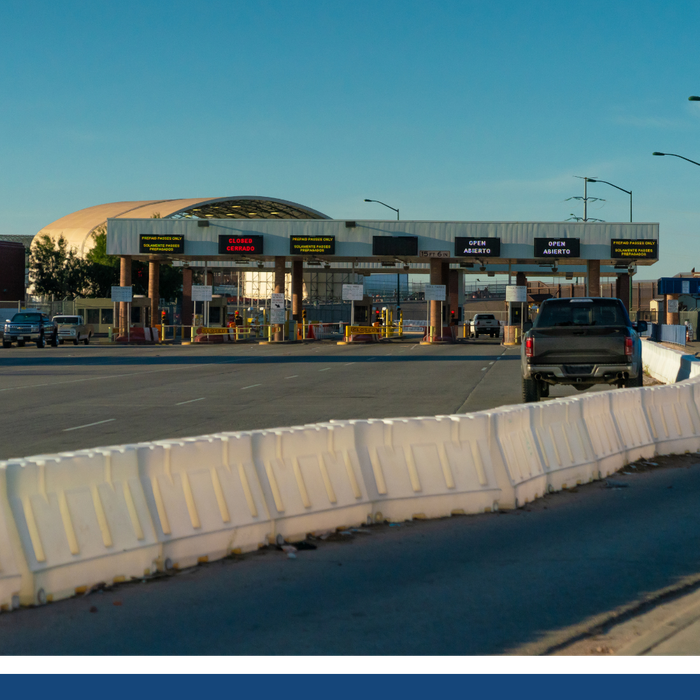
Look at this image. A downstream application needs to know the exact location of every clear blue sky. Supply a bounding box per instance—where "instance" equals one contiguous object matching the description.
[1,0,699,278]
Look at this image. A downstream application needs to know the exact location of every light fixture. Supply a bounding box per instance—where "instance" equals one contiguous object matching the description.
[324,262,331,269]
[381,261,396,267]
[307,260,322,267]
[479,265,486,272]
[403,265,410,271]
[565,272,573,280]
[459,262,474,268]
[257,262,265,269]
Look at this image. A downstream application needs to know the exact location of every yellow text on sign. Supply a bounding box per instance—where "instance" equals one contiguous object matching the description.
[196,327,231,334]
[349,326,381,334]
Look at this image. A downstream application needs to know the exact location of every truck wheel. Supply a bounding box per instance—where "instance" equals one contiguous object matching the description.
[36,333,45,349]
[522,377,540,403]
[84,335,90,345]
[2,340,10,348]
[475,332,479,339]
[73,338,79,345]
[50,332,58,347]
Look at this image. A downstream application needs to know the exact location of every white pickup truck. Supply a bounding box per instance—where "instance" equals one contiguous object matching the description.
[470,313,500,338]
[53,315,93,345]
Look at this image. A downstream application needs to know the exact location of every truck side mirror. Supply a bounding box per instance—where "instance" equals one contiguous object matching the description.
[635,321,648,333]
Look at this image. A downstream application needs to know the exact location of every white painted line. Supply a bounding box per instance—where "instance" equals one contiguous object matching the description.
[241,384,262,389]
[285,375,298,379]
[175,397,205,406]
[489,361,495,365]
[481,367,488,371]
[63,419,115,432]
[319,368,331,372]
[344,362,355,366]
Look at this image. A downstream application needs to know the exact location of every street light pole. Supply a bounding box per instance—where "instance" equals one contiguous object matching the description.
[653,151,700,168]
[587,178,633,222]
[364,198,401,307]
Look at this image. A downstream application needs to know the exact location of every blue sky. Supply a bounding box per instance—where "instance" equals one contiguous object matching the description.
[1,0,699,278]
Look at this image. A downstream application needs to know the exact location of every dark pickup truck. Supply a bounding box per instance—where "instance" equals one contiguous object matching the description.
[521,297,647,402]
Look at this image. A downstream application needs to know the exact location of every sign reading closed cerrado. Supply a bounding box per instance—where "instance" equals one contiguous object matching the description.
[218,235,264,254]
[534,238,580,257]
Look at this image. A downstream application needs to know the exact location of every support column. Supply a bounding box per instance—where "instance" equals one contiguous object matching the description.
[429,258,441,341]
[587,260,601,297]
[448,269,460,323]
[119,255,132,335]
[665,293,679,325]
[274,256,286,341]
[292,260,303,323]
[618,273,631,315]
[148,261,160,329]
[182,268,193,326]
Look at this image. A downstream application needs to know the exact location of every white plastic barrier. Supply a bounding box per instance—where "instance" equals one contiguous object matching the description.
[351,414,504,521]
[136,434,271,569]
[609,388,655,463]
[0,467,22,611]
[251,423,370,540]
[3,448,160,605]
[642,382,700,456]
[488,404,547,508]
[530,397,598,492]
[580,392,627,478]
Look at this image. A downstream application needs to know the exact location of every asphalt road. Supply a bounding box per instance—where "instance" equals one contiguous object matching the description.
[0,337,613,461]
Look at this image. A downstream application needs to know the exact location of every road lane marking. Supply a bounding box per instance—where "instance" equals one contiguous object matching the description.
[481,367,488,371]
[63,419,115,432]
[489,362,495,365]
[344,363,355,366]
[319,368,331,372]
[285,375,298,379]
[175,397,206,406]
[241,384,261,389]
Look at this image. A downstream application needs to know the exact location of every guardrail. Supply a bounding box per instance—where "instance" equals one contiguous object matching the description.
[0,339,697,610]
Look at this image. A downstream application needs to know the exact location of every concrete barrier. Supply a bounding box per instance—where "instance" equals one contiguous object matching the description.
[608,388,655,463]
[3,448,160,605]
[137,434,271,569]
[642,339,699,384]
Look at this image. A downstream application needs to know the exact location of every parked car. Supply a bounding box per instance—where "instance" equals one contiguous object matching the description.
[521,297,647,402]
[3,311,58,348]
[52,315,93,345]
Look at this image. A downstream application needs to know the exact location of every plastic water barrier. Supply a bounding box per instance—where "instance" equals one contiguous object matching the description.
[351,414,504,521]
[3,337,700,610]
[2,448,160,605]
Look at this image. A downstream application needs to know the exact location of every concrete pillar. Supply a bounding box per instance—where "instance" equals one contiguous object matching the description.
[618,273,631,315]
[182,268,193,326]
[429,258,441,341]
[274,256,285,341]
[119,255,132,334]
[292,260,303,323]
[665,293,679,325]
[148,261,160,328]
[587,260,601,297]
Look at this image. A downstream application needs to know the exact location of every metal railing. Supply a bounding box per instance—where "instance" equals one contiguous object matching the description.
[658,324,687,347]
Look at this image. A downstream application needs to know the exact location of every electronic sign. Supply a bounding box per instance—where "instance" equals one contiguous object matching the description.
[290,236,336,255]
[218,235,264,254]
[454,237,501,257]
[372,236,418,256]
[139,235,185,254]
[534,238,580,257]
[611,239,658,260]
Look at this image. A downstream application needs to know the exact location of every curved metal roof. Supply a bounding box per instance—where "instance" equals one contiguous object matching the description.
[36,196,330,256]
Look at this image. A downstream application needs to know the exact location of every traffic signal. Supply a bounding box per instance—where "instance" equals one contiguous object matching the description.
[302,309,307,321]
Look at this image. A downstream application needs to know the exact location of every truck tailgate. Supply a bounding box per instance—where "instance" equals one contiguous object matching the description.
[530,327,628,365]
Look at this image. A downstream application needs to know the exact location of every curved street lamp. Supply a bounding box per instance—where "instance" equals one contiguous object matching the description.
[652,151,700,167]
[587,178,633,222]
[364,198,400,220]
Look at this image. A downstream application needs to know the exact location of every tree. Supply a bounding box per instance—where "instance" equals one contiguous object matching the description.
[29,234,87,299]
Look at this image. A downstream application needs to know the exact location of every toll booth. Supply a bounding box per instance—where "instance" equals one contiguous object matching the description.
[75,296,151,335]
[353,295,373,325]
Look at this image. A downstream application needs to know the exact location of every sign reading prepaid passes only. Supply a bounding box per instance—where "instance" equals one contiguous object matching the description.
[111,286,133,302]
[425,284,446,301]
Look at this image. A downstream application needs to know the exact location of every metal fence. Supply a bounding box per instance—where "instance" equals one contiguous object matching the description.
[658,324,687,346]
